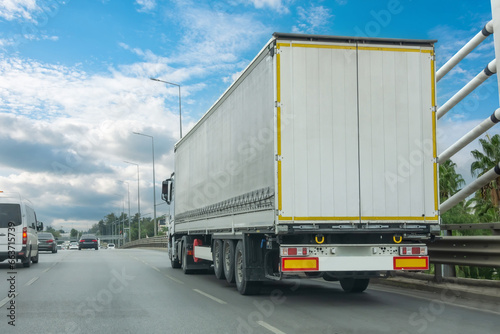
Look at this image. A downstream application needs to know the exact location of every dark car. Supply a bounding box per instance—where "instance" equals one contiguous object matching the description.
[79,235,98,250]
[38,232,57,253]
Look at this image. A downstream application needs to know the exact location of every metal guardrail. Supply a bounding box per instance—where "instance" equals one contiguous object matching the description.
[428,236,500,267]
[426,223,500,268]
[440,223,500,235]
[121,236,168,249]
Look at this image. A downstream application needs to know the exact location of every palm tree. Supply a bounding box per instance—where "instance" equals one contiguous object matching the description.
[470,134,500,207]
[439,159,465,202]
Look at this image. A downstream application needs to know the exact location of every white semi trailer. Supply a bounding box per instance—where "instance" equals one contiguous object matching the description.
[162,33,440,295]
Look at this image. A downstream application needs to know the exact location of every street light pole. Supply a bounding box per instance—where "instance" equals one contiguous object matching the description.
[123,181,131,243]
[133,132,157,236]
[124,161,141,240]
[150,77,182,139]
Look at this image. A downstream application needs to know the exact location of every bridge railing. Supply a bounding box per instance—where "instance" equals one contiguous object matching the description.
[425,223,500,281]
[121,236,168,249]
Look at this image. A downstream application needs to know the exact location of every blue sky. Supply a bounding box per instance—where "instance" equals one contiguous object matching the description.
[0,0,499,231]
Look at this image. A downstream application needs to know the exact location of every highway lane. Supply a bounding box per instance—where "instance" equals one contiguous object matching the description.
[0,248,499,334]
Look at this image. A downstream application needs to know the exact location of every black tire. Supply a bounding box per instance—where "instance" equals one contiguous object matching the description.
[223,240,235,283]
[95,246,98,250]
[235,240,260,295]
[79,247,81,250]
[52,245,57,253]
[305,272,323,278]
[170,248,181,268]
[171,257,181,269]
[23,249,31,268]
[32,250,39,264]
[340,278,370,293]
[322,272,338,282]
[213,240,225,280]
[181,242,193,274]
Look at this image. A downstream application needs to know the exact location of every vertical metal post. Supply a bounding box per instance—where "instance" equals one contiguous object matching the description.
[132,133,157,236]
[492,0,500,97]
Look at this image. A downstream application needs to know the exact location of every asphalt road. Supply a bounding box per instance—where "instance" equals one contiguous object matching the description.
[0,248,499,334]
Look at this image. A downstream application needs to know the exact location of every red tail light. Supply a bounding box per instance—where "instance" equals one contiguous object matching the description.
[23,227,27,244]
[92,240,97,242]
[79,240,83,243]
[400,246,427,255]
[281,247,309,256]
[46,239,54,243]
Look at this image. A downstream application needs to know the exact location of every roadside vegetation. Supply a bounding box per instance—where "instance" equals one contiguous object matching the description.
[439,134,500,280]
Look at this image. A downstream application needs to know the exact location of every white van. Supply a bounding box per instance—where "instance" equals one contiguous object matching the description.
[0,192,43,268]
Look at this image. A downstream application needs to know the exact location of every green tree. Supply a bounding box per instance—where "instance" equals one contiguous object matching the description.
[439,159,465,202]
[45,225,61,238]
[470,134,500,208]
[70,228,79,238]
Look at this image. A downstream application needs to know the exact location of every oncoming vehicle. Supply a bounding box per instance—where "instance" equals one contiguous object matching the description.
[79,234,98,250]
[38,232,57,253]
[107,243,115,249]
[0,192,43,268]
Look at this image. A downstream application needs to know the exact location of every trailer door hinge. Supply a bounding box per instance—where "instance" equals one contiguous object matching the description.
[275,154,283,161]
[431,106,437,113]
[275,101,282,108]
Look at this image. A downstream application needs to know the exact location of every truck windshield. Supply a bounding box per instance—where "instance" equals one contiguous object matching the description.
[0,203,22,228]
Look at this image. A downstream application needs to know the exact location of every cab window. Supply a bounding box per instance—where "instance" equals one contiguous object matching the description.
[26,206,37,229]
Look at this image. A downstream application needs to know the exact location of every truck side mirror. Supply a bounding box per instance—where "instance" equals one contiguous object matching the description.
[161,178,173,205]
[37,222,44,232]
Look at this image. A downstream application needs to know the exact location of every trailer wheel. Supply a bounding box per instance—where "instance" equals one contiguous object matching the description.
[304,272,323,278]
[170,249,181,268]
[181,242,193,274]
[235,240,260,295]
[223,240,235,283]
[322,272,338,281]
[340,278,369,293]
[213,239,225,280]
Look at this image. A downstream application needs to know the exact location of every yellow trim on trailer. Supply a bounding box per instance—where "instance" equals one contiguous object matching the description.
[277,42,290,49]
[278,42,433,54]
[276,44,282,211]
[274,40,437,219]
[358,46,422,53]
[430,52,439,213]
[287,43,356,50]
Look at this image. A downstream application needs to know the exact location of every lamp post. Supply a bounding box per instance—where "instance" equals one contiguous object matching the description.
[150,77,182,138]
[124,160,141,240]
[123,181,131,242]
[133,132,157,236]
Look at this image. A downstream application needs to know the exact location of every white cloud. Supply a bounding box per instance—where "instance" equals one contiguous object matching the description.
[246,0,288,13]
[0,55,188,229]
[292,5,333,34]
[0,0,39,21]
[135,0,156,12]
[173,2,270,66]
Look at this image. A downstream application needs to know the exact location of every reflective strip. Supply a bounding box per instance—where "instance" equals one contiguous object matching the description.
[393,256,429,270]
[281,257,319,271]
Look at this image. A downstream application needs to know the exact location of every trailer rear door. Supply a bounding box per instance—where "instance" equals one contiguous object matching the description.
[276,38,437,224]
